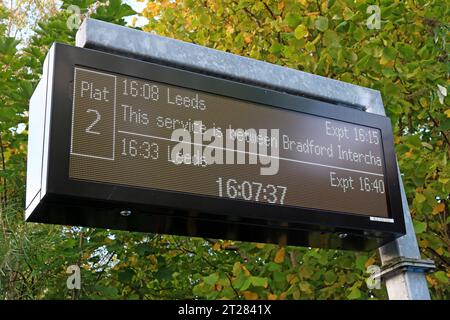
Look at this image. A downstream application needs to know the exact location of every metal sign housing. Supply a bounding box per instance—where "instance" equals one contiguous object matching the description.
[26,43,405,250]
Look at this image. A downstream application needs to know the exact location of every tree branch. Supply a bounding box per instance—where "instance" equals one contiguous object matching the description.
[262,1,282,44]
[262,1,276,20]
[422,247,450,268]
[225,272,240,299]
[243,7,262,28]
[316,0,323,16]
[0,132,7,209]
[95,251,116,282]
[404,88,428,101]
[230,1,261,29]
[427,111,450,149]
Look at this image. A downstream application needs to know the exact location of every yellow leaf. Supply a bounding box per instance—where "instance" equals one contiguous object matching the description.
[282,25,293,32]
[225,25,234,35]
[212,242,221,251]
[242,265,251,277]
[148,255,157,264]
[436,247,444,256]
[419,239,428,248]
[287,274,299,284]
[426,275,438,287]
[278,1,285,11]
[222,240,234,249]
[243,291,258,300]
[445,109,450,118]
[405,151,413,157]
[380,56,395,67]
[232,261,241,276]
[255,243,265,249]
[299,266,313,279]
[432,203,445,215]
[268,293,277,300]
[146,2,160,16]
[274,247,285,264]
[299,282,313,294]
[419,97,428,108]
[279,291,287,300]
[365,257,376,268]
[244,35,253,44]
[320,1,328,13]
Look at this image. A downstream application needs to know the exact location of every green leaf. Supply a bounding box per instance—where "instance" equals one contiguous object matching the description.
[135,243,152,255]
[415,193,426,203]
[438,118,450,131]
[0,36,19,55]
[285,13,301,28]
[355,255,368,271]
[204,273,219,285]
[347,287,361,300]
[155,267,173,280]
[305,41,316,52]
[267,262,282,272]
[323,30,340,48]
[324,270,337,284]
[234,33,244,47]
[413,221,427,234]
[421,142,433,150]
[397,43,415,59]
[199,13,211,25]
[315,16,328,32]
[343,7,355,20]
[272,271,286,287]
[381,47,397,64]
[434,271,449,284]
[335,21,348,32]
[118,269,134,282]
[294,25,308,39]
[250,276,268,288]
[240,277,252,291]
[95,285,119,297]
[233,272,247,289]
[269,42,283,54]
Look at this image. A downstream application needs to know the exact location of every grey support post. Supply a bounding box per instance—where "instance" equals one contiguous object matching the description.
[75,18,435,300]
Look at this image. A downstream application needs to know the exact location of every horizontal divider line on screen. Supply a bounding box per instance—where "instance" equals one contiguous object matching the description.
[117,130,384,177]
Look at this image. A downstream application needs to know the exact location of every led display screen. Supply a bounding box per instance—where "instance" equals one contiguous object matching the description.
[70,67,390,218]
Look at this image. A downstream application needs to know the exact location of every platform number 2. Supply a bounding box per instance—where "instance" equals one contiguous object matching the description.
[85,109,101,135]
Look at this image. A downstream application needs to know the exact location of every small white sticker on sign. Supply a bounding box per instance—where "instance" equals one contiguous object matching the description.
[370,216,394,223]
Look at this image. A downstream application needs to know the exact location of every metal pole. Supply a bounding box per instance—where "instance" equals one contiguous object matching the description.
[368,98,435,300]
[377,167,435,299]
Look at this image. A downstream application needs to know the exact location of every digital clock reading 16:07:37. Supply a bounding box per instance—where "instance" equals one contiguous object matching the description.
[216,177,287,205]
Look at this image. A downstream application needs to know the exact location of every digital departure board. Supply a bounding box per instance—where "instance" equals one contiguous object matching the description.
[26,43,405,250]
[70,67,388,218]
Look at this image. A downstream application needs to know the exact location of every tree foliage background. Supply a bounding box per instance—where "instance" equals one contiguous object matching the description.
[0,0,448,300]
